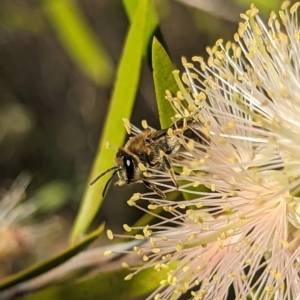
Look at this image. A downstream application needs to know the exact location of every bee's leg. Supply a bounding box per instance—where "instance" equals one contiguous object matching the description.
[143,180,166,199]
[161,155,178,189]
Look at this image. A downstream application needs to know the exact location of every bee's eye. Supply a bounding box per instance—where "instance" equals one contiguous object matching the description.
[123,156,135,183]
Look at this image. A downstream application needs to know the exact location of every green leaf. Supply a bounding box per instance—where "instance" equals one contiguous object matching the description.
[23,266,168,300]
[71,0,149,241]
[122,0,159,55]
[152,37,177,128]
[42,0,113,85]
[0,225,104,291]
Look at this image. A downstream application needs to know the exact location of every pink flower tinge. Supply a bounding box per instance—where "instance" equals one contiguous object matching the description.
[113,2,300,299]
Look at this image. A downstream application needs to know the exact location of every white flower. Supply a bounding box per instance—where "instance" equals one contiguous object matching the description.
[117,2,300,299]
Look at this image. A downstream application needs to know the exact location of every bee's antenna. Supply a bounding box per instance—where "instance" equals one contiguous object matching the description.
[90,166,118,185]
[102,169,119,197]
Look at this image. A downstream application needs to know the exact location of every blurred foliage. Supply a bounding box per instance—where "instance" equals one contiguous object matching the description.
[71,0,155,241]
[0,5,45,34]
[23,264,171,300]
[26,180,72,214]
[234,0,283,12]
[0,102,35,142]
[0,225,104,291]
[42,0,113,85]
[0,0,292,299]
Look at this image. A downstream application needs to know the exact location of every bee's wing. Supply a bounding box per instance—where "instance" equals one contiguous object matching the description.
[147,128,168,141]
[147,118,196,142]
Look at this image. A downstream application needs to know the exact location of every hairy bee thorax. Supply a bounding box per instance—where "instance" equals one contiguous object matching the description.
[91,113,210,198]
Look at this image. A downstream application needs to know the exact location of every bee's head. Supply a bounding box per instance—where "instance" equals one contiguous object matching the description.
[90,149,143,197]
[115,149,141,184]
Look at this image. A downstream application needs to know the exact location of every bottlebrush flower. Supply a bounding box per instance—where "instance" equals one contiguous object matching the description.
[114,2,300,299]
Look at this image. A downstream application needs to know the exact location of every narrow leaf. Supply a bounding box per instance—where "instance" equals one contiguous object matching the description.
[122,0,159,55]
[0,225,104,291]
[23,266,168,300]
[71,0,149,241]
[42,0,112,85]
[152,37,177,128]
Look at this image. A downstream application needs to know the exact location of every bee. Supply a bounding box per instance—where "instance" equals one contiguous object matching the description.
[90,114,207,198]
